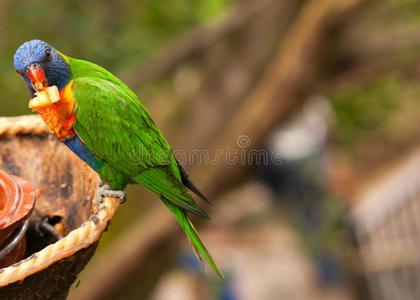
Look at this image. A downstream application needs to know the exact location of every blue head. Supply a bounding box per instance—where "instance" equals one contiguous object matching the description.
[14,40,71,97]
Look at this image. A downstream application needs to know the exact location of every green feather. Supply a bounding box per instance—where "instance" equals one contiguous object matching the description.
[64,55,222,277]
[161,197,224,279]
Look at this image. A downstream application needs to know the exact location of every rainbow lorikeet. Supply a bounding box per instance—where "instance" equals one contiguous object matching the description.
[14,40,222,278]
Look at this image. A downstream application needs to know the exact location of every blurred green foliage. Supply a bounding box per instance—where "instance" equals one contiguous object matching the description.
[0,0,232,116]
[330,0,420,163]
[331,77,400,148]
[331,74,420,164]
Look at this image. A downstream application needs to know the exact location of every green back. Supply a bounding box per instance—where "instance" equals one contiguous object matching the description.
[68,56,207,217]
[66,55,221,277]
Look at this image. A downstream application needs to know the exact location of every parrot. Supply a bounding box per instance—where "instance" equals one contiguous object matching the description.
[13,39,222,278]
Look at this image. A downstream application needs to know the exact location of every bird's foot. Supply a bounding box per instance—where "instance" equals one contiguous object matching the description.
[96,184,127,208]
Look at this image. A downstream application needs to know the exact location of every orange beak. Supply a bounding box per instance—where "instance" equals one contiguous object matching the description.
[27,65,47,91]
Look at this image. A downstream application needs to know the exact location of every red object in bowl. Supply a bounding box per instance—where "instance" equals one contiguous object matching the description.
[0,170,35,268]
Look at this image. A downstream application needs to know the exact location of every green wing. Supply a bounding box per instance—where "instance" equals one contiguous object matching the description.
[71,65,207,217]
[68,57,222,277]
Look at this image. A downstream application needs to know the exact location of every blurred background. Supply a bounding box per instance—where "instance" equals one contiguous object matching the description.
[2,0,420,299]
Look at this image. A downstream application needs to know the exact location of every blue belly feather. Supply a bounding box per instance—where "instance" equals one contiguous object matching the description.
[63,135,104,171]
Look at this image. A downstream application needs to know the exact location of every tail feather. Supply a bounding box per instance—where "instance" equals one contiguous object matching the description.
[176,160,213,207]
[161,197,224,279]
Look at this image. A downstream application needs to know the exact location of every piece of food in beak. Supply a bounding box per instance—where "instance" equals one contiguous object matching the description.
[28,86,60,110]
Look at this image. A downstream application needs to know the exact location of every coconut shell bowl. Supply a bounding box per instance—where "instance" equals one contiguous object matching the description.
[0,115,120,300]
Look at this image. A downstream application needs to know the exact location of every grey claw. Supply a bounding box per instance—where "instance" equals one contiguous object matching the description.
[98,179,105,187]
[96,185,127,209]
[119,191,127,204]
[101,190,127,204]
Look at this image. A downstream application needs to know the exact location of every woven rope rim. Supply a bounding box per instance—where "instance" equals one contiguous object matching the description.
[0,115,120,286]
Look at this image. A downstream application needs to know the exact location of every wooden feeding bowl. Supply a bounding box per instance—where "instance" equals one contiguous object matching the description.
[0,115,120,300]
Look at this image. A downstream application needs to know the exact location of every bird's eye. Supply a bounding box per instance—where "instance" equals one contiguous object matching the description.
[44,50,52,62]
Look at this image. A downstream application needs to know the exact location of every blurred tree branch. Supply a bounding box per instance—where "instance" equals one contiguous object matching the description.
[193,0,362,194]
[319,18,420,94]
[120,0,277,88]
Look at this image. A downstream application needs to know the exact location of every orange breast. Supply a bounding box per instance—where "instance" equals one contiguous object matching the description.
[37,81,77,140]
